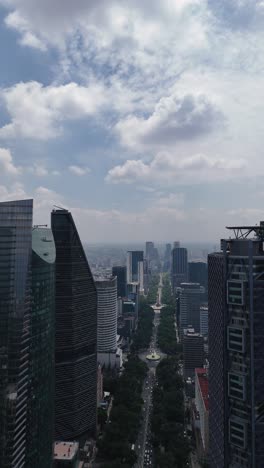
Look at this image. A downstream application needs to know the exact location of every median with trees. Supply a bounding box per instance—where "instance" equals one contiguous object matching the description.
[151,357,190,468]
[161,273,175,307]
[98,355,148,468]
[147,274,160,304]
[130,301,154,352]
[157,306,181,355]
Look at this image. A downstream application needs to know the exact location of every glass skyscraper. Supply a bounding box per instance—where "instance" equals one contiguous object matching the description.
[26,227,56,468]
[178,282,203,338]
[51,208,97,440]
[112,266,127,298]
[0,199,33,468]
[188,261,208,290]
[126,250,144,282]
[209,223,264,467]
[171,247,188,292]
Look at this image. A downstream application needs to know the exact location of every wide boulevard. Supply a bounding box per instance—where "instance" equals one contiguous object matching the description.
[134,274,165,468]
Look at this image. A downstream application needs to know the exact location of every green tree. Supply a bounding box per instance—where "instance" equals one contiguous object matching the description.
[97,407,107,428]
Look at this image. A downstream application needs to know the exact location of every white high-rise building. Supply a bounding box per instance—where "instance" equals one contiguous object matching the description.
[138,260,144,293]
[96,277,117,353]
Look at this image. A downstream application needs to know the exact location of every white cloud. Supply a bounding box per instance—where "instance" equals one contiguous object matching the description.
[0,81,107,140]
[0,180,263,243]
[5,10,47,50]
[0,147,21,174]
[0,182,26,200]
[208,0,264,30]
[1,0,207,54]
[226,208,264,220]
[1,0,264,243]
[31,164,48,177]
[116,93,224,149]
[106,152,247,186]
[156,193,185,208]
[34,186,64,209]
[68,165,91,176]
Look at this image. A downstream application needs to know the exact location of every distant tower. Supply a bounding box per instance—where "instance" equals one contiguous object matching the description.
[26,227,55,467]
[163,243,172,272]
[178,283,204,338]
[183,329,204,378]
[145,241,155,261]
[0,199,33,468]
[188,261,208,290]
[171,247,188,291]
[52,208,97,440]
[209,222,264,467]
[96,277,117,354]
[126,251,144,283]
[112,266,127,298]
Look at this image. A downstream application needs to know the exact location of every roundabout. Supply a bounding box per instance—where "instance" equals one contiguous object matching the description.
[146,351,161,362]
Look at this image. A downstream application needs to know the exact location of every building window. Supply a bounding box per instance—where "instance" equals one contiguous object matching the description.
[227,327,245,353]
[227,280,244,306]
[228,373,246,401]
[229,418,247,449]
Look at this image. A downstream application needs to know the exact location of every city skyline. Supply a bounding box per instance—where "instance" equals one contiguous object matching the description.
[0,2,263,242]
[1,194,264,466]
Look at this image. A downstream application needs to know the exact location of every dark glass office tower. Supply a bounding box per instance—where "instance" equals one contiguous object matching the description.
[127,250,144,282]
[209,223,264,468]
[208,252,225,468]
[51,209,97,440]
[163,243,172,272]
[171,247,188,292]
[146,241,156,263]
[178,282,203,338]
[0,199,33,468]
[188,261,208,289]
[26,227,55,468]
[112,266,127,297]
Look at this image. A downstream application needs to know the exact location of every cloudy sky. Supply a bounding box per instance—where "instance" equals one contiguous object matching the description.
[0,0,263,242]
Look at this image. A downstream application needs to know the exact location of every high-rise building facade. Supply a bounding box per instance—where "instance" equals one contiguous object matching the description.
[0,199,33,468]
[26,227,56,468]
[143,258,151,294]
[208,252,225,468]
[126,250,144,283]
[96,277,121,369]
[178,282,204,338]
[209,223,264,468]
[96,277,117,353]
[183,329,204,378]
[200,306,208,337]
[188,261,208,290]
[163,243,172,272]
[145,241,155,261]
[52,208,97,440]
[112,266,127,298]
[171,247,188,291]
[127,281,140,321]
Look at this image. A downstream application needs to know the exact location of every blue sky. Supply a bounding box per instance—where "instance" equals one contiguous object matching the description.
[0,0,264,242]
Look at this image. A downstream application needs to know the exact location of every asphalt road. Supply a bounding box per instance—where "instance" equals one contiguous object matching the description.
[134,305,165,468]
